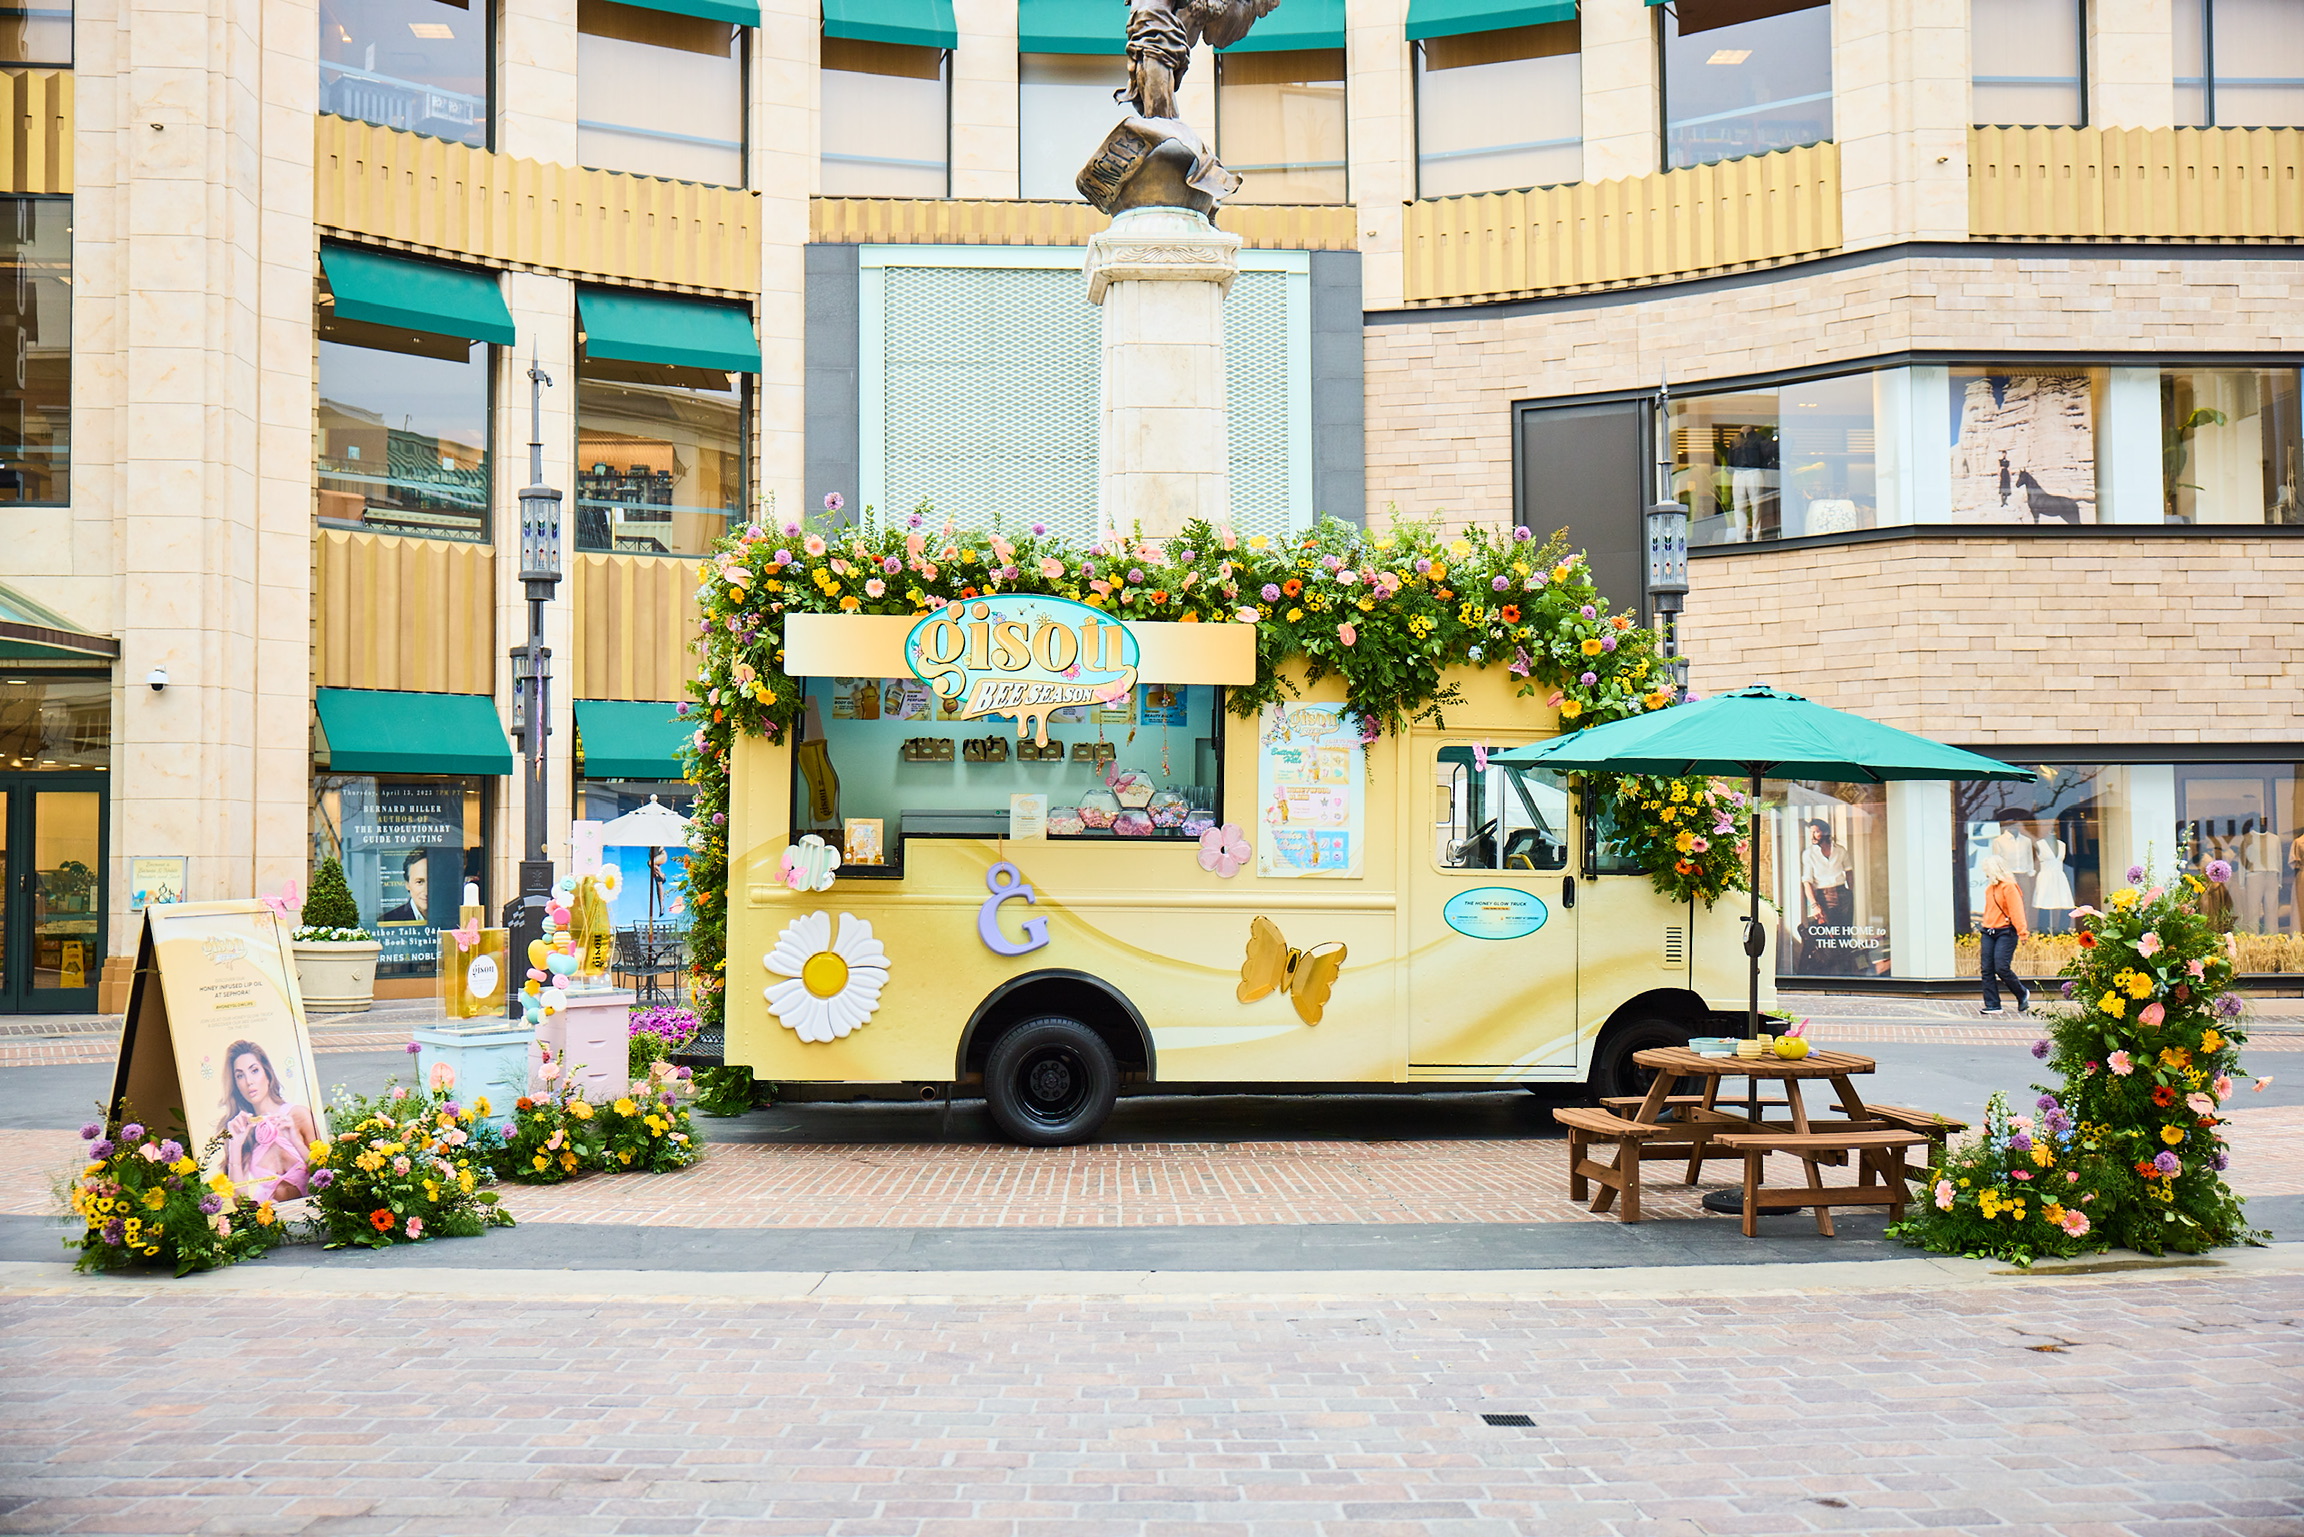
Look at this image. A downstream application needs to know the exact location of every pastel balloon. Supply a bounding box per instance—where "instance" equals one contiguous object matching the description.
[528,939,551,968]
[546,952,579,976]
[527,967,548,983]
[547,905,572,927]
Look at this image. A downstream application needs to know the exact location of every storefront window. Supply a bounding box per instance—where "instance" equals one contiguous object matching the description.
[574,361,744,557]
[310,775,488,978]
[1415,23,1581,199]
[0,0,68,66]
[2177,0,2304,127]
[1950,764,2120,940]
[316,325,491,543]
[794,678,1223,872]
[1216,48,1347,205]
[2176,764,2302,965]
[1672,372,1878,545]
[577,0,744,186]
[1661,0,1832,171]
[2162,369,2303,524]
[1971,0,2084,126]
[821,37,948,197]
[0,198,67,505]
[1946,366,2104,524]
[0,674,109,770]
[1759,782,1890,977]
[318,0,486,148]
[1018,54,1126,199]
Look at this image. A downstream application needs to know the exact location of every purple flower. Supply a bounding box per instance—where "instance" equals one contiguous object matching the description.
[2045,1111,2071,1134]
[2127,864,2147,883]
[2007,1132,2032,1152]
[882,555,902,575]
[677,1067,693,1081]
[676,702,691,716]
[2036,1094,2057,1110]
[1491,576,1510,592]
[712,811,726,826]
[782,521,801,537]
[310,1168,336,1191]
[2211,1151,2230,1171]
[2061,980,2077,999]
[1414,558,1432,574]
[1321,555,1341,571]
[1579,671,1598,686]
[120,1124,143,1142]
[405,1042,422,1055]
[198,1195,222,1215]
[2031,1039,2050,1060]
[100,1219,124,1245]
[444,1102,462,1117]
[1176,548,1195,564]
[1601,635,1618,652]
[79,1123,100,1140]
[823,492,845,512]
[163,1176,182,1191]
[1126,568,1144,584]
[90,1140,114,1159]
[2206,859,2232,884]
[773,549,792,567]
[2154,1151,2180,1175]
[2215,994,2243,1019]
[1579,605,1597,620]
[1513,525,1533,542]
[1031,523,1047,536]
[158,1140,184,1162]
[1261,584,1281,602]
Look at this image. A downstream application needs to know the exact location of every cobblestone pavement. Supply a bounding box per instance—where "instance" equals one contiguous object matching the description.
[1,1267,2298,1536]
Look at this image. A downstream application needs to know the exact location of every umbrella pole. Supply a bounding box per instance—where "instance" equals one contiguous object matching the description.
[1748,770,1762,1040]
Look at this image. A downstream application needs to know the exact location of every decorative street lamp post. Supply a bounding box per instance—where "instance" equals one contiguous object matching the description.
[1646,378,1691,702]
[506,356,561,1016]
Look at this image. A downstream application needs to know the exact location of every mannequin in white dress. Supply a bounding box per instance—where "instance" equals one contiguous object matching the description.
[2238,820,2282,935]
[2031,832,2074,933]
[1991,823,2037,911]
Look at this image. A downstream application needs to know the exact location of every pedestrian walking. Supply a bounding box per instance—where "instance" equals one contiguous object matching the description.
[1977,854,2030,1014]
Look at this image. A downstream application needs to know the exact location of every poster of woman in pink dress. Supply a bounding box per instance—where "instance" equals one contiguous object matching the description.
[218,1039,321,1201]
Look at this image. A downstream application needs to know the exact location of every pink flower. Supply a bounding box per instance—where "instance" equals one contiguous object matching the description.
[1933,1180,1954,1210]
[405,1215,424,1240]
[2068,906,2098,920]
[1197,823,1253,880]
[2108,1051,2134,1076]
[391,1156,411,1176]
[2138,1002,2165,1027]
[1338,622,1357,648]
[2185,1093,2216,1117]
[541,1059,562,1083]
[2186,958,2206,978]
[2064,1170,2079,1183]
[429,1062,456,1093]
[865,578,886,598]
[2060,1210,2089,1237]
[2137,932,2162,958]
[137,1144,163,1162]
[803,534,827,557]
[1040,557,1065,579]
[2256,1076,2275,1093]
[2011,1169,2033,1181]
[2214,1074,2234,1100]
[389,1086,407,1101]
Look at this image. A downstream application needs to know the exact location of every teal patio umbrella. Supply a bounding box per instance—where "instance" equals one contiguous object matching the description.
[1494,684,2035,1036]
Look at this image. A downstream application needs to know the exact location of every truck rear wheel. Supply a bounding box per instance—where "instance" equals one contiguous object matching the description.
[984,1015,1118,1146]
[1588,1016,1694,1104]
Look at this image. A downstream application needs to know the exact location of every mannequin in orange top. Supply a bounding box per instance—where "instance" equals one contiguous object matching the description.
[1977,853,2030,1014]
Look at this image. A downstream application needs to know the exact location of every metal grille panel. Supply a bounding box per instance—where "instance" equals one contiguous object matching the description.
[1224,268,1294,544]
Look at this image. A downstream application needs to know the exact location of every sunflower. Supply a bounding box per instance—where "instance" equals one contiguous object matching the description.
[764,910,891,1043]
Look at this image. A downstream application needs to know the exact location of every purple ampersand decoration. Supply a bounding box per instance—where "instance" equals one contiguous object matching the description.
[977,862,1050,957]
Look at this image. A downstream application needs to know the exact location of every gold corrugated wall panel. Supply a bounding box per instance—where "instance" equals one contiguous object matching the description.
[0,70,70,194]
[1971,125,2304,240]
[810,196,1360,251]
[1402,142,1841,305]
[314,529,495,694]
[315,115,761,294]
[571,552,702,703]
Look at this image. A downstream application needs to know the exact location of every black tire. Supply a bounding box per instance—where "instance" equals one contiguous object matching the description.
[1587,1016,1694,1104]
[984,1015,1119,1146]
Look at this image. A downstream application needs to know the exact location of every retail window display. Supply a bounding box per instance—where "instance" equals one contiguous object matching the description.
[0,674,108,770]
[1215,48,1348,205]
[0,198,69,505]
[1952,764,2116,939]
[1414,23,1582,199]
[577,0,744,187]
[1018,54,1129,200]
[1946,367,2104,525]
[318,0,486,148]
[2176,0,2304,128]
[1762,782,1891,978]
[821,37,949,197]
[1660,0,1832,171]
[2162,369,2303,525]
[310,775,488,978]
[1970,0,2085,127]
[574,362,744,558]
[2177,763,2302,956]
[316,327,490,543]
[790,677,1222,873]
[1672,372,1877,545]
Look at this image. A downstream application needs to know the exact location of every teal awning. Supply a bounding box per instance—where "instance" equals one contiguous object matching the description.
[1019,0,1125,53]
[0,582,116,660]
[823,0,954,48]
[315,689,514,776]
[1221,0,1345,51]
[575,700,691,781]
[618,0,761,26]
[318,243,515,347]
[578,288,761,374]
[1407,0,1576,40]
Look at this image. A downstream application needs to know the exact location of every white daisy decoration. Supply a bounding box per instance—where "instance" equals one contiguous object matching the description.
[763,910,890,1043]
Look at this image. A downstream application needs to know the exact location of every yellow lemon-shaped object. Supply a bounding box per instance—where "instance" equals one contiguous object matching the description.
[1772,1036,1811,1060]
[528,938,551,969]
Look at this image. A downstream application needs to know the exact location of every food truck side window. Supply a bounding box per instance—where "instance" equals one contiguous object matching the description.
[1433,746,1569,873]
[791,677,1224,868]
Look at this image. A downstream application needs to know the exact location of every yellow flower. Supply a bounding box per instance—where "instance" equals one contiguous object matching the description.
[458,1169,475,1194]
[1247,534,1270,549]
[559,1151,579,1171]
[532,1155,549,1171]
[170,1157,198,1176]
[2030,1143,2052,1167]
[2099,992,2127,1018]
[2042,1202,2065,1224]
[1448,539,1471,558]
[474,1096,493,1115]
[2201,1029,2224,1054]
[2109,888,2139,909]
[207,1173,235,1197]
[614,1098,637,1116]
[839,595,861,611]
[568,1100,594,1120]
[306,1141,330,1166]
[1674,831,1696,853]
[1580,638,1604,656]
[1559,700,1583,719]
[1429,562,1447,581]
[618,1150,634,1166]
[140,1188,166,1211]
[2159,1046,2191,1069]
[255,1203,276,1227]
[2125,973,2154,1000]
[1286,608,1303,623]
[2160,1125,2185,1145]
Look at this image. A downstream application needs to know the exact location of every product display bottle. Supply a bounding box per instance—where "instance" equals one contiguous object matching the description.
[440,882,510,1020]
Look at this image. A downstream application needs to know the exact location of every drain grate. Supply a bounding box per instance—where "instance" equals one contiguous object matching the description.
[1480,1413,1535,1427]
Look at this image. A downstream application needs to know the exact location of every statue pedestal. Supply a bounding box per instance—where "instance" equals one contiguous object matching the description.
[1084,207,1242,541]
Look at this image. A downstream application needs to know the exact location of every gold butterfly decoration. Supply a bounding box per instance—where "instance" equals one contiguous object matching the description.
[1236,916,1347,1025]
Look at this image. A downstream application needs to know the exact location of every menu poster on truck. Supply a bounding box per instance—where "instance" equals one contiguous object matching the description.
[1256,703,1365,879]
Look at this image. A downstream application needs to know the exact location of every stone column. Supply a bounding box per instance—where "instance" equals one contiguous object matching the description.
[1084,207,1242,542]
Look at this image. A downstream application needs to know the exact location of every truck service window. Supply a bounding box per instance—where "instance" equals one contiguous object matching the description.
[1434,745,1569,872]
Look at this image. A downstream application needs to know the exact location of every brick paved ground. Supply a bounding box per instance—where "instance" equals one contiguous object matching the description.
[1,1269,2298,1536]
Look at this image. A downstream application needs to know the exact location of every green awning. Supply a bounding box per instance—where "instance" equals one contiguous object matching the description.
[1407,0,1576,39]
[578,288,761,374]
[1221,0,1345,52]
[823,0,954,48]
[0,582,117,661]
[1019,0,1125,53]
[315,689,514,776]
[575,700,691,781]
[318,243,516,347]
[618,0,761,26]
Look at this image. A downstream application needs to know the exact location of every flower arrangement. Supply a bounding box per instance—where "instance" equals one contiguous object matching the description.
[61,1115,287,1275]
[599,1062,703,1173]
[629,1005,700,1078]
[498,1077,605,1185]
[292,857,373,944]
[310,1081,513,1248]
[1886,1091,2113,1266]
[1602,775,1751,907]
[677,503,1744,1033]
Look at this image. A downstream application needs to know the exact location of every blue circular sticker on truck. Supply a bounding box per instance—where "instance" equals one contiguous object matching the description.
[1443,887,1550,941]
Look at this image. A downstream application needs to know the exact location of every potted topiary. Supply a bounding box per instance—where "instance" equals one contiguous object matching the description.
[292,858,381,1014]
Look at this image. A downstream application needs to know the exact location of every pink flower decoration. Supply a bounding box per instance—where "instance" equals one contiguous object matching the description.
[2187,958,2206,978]
[2108,1050,2134,1076]
[1933,1180,1954,1211]
[429,1061,456,1093]
[2137,932,2162,958]
[2185,1092,2216,1117]
[2214,1074,2234,1101]
[2060,1210,2089,1237]
[405,1215,425,1240]
[2068,905,2098,919]
[1197,823,1253,879]
[2256,1076,2275,1093]
[2138,1002,2165,1027]
[2011,1169,2033,1181]
[1338,622,1357,648]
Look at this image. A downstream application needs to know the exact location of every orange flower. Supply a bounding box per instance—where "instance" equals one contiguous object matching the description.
[1674,858,1697,874]
[1282,578,1303,597]
[1501,605,1520,623]
[2076,931,2097,948]
[369,1209,396,1232]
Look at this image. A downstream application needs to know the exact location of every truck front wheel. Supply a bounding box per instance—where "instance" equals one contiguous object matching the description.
[984,1015,1118,1146]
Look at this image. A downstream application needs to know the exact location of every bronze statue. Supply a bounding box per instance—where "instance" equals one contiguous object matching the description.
[1077,0,1283,216]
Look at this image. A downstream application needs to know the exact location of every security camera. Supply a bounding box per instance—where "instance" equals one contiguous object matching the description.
[147,667,168,692]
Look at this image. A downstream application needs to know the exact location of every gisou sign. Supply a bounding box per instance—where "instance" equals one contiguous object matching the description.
[904,594,1139,745]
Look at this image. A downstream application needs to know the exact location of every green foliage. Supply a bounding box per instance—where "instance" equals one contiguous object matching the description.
[692,1065,759,1117]
[310,1082,511,1249]
[1885,1091,2115,1267]
[62,1115,288,1276]
[600,1069,705,1173]
[299,858,365,935]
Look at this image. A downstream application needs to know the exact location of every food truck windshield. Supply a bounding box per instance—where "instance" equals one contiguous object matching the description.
[793,677,1224,873]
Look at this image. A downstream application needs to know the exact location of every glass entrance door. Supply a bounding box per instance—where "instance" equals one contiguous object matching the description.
[1,775,106,1012]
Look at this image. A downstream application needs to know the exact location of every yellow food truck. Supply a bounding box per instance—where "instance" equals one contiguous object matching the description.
[724,597,1771,1143]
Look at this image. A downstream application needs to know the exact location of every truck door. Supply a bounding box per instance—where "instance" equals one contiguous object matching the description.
[1405,743,1580,1073]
